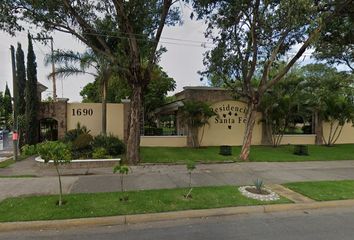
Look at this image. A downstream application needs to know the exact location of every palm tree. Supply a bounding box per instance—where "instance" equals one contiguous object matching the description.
[45,49,111,135]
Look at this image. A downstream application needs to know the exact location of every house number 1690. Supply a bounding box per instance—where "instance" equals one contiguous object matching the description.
[72,108,93,116]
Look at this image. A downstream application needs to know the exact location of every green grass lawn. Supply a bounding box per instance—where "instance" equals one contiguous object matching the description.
[284,180,354,201]
[0,155,30,169]
[0,186,290,222]
[140,144,354,164]
[0,158,15,168]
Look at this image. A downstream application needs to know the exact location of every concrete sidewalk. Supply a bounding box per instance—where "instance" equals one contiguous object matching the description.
[2,157,354,201]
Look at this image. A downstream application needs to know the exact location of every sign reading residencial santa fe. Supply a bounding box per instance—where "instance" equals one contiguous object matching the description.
[211,103,248,130]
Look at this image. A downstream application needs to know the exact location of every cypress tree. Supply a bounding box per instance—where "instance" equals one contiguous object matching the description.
[0,91,3,127]
[16,43,26,115]
[4,83,13,129]
[25,34,39,144]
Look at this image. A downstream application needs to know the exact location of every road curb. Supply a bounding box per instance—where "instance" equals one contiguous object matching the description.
[2,199,354,232]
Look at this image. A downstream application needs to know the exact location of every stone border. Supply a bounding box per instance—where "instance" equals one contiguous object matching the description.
[238,186,280,201]
[35,156,121,169]
[35,156,121,163]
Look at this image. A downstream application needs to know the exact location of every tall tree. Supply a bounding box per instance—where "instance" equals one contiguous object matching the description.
[15,43,26,114]
[16,43,27,147]
[314,3,354,72]
[0,0,184,164]
[3,83,12,129]
[25,33,39,145]
[0,91,3,116]
[0,91,4,128]
[193,0,352,160]
[300,64,354,145]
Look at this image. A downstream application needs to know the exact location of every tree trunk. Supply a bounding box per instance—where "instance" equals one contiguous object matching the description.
[314,110,323,145]
[261,117,272,146]
[55,165,63,206]
[126,84,142,165]
[192,127,199,148]
[120,175,124,193]
[239,105,258,161]
[101,78,107,136]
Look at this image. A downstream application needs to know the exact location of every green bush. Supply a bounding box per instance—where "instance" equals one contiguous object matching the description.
[72,133,93,150]
[72,133,93,159]
[36,141,71,162]
[21,144,37,156]
[64,123,90,143]
[92,134,125,156]
[92,147,109,159]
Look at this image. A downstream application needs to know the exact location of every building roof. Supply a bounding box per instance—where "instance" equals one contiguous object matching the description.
[182,86,228,91]
[153,100,184,115]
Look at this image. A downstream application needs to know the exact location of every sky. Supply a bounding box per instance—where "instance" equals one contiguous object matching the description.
[0,6,347,103]
[0,7,211,102]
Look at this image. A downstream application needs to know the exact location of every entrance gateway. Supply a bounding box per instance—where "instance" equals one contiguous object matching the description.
[36,86,354,147]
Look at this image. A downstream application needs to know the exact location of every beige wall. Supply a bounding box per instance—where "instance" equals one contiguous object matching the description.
[323,121,354,144]
[140,136,187,147]
[66,101,354,147]
[67,103,125,138]
[279,135,316,145]
[199,100,263,146]
[107,104,125,139]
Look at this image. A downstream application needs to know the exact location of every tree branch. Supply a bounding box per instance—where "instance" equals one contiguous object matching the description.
[262,26,321,92]
[113,0,141,84]
[62,0,113,58]
[259,29,290,88]
[245,0,259,86]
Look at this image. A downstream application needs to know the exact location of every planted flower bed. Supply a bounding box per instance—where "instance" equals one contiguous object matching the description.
[23,124,125,168]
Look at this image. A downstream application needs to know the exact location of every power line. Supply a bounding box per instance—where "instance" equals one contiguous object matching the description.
[80,31,214,48]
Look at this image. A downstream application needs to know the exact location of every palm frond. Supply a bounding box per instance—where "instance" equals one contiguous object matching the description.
[47,66,97,79]
[45,50,82,66]
[45,49,98,70]
[79,50,97,70]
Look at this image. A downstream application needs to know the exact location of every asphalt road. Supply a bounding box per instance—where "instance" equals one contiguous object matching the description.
[2,207,354,240]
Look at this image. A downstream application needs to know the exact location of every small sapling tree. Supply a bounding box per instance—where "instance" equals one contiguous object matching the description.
[36,141,71,206]
[185,161,196,199]
[113,162,130,201]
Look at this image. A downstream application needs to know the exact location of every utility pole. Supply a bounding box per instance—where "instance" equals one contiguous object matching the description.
[10,45,18,161]
[32,36,57,101]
